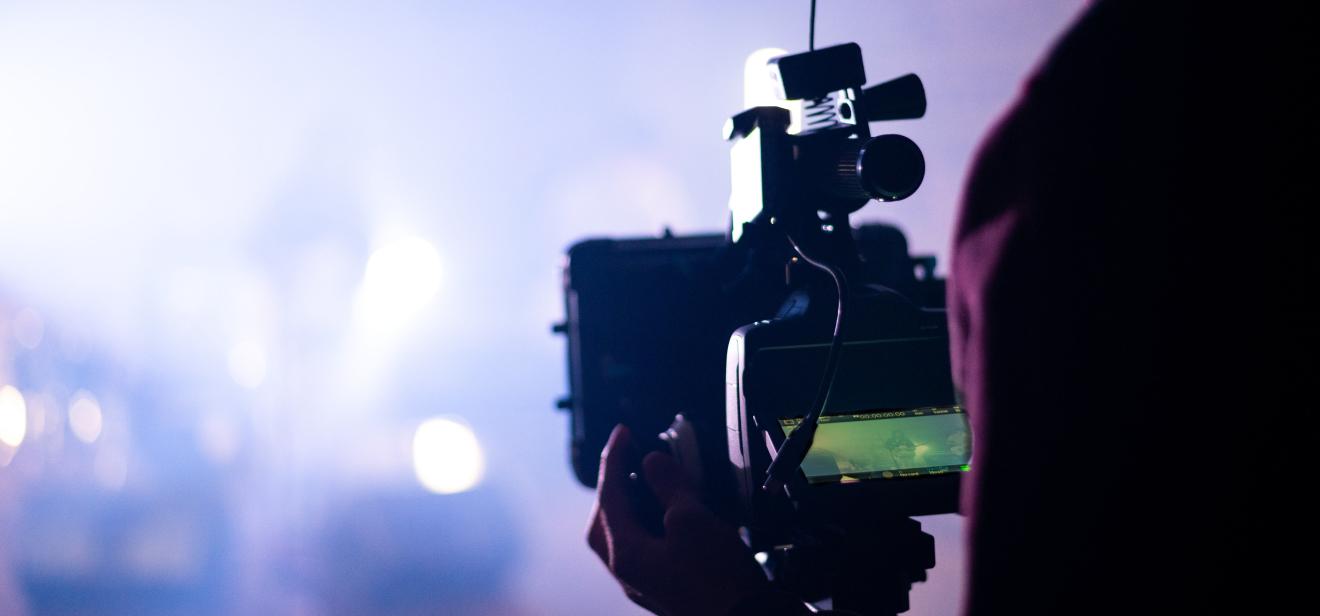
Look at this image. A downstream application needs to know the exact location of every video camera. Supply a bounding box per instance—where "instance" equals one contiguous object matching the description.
[555,43,969,614]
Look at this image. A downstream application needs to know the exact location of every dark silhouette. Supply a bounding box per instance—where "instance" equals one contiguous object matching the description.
[589,2,1249,614]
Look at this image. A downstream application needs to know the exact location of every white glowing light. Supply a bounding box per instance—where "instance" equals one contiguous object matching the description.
[355,237,443,333]
[412,417,484,495]
[227,339,268,389]
[0,386,27,448]
[742,47,804,134]
[743,47,788,108]
[68,391,104,444]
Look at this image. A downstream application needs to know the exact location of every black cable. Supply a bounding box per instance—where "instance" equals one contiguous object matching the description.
[809,0,818,51]
[762,235,848,493]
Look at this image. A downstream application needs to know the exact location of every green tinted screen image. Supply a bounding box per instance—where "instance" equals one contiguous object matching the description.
[780,406,971,484]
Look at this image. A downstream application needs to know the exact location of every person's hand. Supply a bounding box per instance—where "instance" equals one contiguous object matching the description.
[587,424,770,616]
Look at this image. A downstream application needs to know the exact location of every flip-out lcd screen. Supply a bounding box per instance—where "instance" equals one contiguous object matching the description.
[780,406,970,483]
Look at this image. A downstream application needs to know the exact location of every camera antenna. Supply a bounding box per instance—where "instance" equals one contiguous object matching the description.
[809,0,818,50]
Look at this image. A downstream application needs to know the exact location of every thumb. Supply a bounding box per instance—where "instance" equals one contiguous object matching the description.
[641,451,696,509]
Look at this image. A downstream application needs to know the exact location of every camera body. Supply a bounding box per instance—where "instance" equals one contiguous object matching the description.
[558,224,948,517]
[726,284,964,551]
[556,44,966,588]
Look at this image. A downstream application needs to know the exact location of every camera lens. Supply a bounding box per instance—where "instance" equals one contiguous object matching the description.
[827,134,925,203]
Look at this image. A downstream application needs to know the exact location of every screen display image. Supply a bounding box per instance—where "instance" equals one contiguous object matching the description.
[780,406,971,484]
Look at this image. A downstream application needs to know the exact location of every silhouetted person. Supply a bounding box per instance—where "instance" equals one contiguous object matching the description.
[588,2,1242,614]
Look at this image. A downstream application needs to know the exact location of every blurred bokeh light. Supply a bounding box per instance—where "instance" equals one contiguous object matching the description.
[355,237,444,339]
[412,417,485,496]
[0,386,26,452]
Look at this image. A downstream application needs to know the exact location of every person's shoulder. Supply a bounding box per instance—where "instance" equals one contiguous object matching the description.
[1026,0,1182,101]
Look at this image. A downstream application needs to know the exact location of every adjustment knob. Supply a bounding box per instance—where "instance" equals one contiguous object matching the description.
[828,134,925,203]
